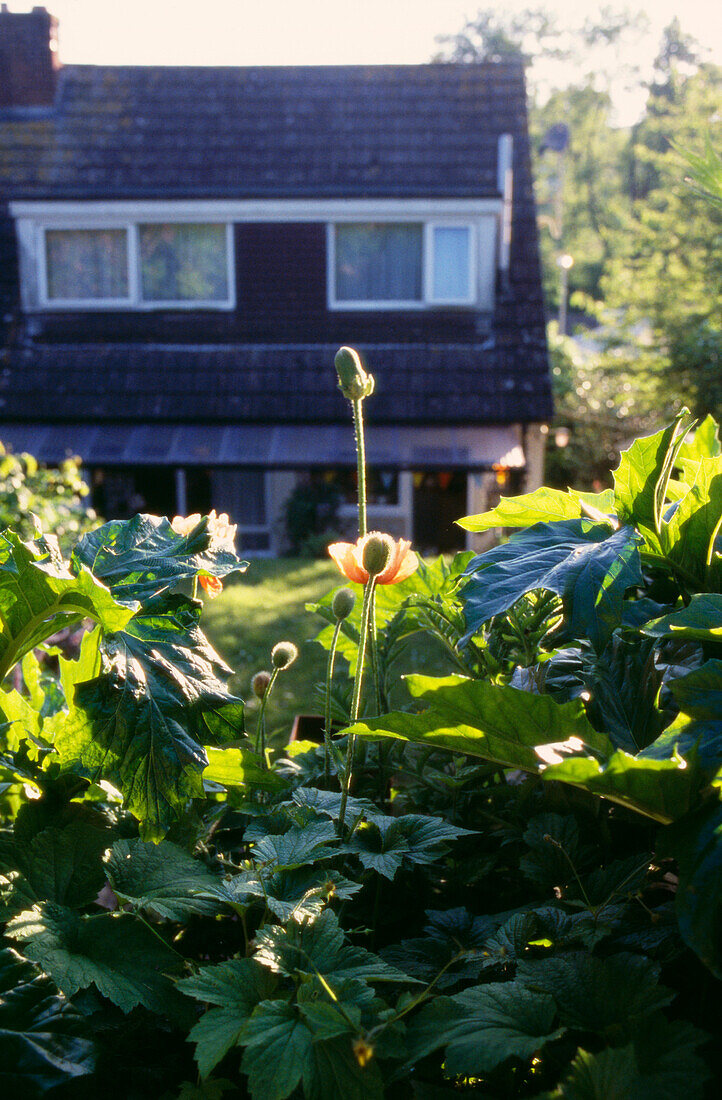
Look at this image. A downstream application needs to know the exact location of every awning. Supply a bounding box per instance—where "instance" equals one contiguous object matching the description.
[0,422,525,470]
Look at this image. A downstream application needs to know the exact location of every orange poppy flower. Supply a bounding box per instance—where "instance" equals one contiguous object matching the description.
[328,532,419,586]
[198,573,223,598]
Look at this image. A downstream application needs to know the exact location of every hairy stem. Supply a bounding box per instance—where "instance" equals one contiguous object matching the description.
[352,398,368,539]
[254,667,279,766]
[323,619,343,785]
[337,578,376,836]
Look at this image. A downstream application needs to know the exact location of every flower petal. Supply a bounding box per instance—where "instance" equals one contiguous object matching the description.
[328,542,368,584]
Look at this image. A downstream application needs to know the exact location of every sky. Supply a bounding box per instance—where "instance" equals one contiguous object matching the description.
[6,0,722,120]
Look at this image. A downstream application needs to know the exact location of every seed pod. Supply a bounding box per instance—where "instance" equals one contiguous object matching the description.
[362,533,392,578]
[271,641,299,670]
[251,670,272,698]
[334,346,375,401]
[332,587,356,621]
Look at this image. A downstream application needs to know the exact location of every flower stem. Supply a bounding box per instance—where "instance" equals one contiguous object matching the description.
[255,667,279,767]
[367,584,382,716]
[337,577,376,836]
[323,619,343,786]
[352,398,368,539]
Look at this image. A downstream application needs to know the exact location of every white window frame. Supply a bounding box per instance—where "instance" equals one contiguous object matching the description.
[425,222,477,307]
[36,220,235,311]
[327,220,477,310]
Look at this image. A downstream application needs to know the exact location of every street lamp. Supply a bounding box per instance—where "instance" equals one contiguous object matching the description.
[557,253,574,335]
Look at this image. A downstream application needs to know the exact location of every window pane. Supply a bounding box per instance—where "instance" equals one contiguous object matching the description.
[432,226,471,301]
[335,223,422,302]
[139,223,229,302]
[45,229,128,300]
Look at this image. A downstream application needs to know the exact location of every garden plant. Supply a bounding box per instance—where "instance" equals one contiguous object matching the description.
[1,348,722,1098]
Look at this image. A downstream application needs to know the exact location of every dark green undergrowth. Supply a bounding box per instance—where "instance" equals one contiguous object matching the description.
[2,410,722,1098]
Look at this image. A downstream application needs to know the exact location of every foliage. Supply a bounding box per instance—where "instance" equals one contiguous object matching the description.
[1,411,722,1098]
[0,444,97,547]
[284,480,344,557]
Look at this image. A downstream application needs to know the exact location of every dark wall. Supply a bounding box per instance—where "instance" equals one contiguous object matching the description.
[16,223,488,345]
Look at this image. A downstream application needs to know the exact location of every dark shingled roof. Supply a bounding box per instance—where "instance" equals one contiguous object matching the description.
[0,62,551,432]
[0,342,552,425]
[0,62,524,200]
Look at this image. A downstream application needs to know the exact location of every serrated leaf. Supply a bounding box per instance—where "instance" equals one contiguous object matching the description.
[643,594,722,641]
[458,487,615,532]
[7,902,186,1017]
[462,520,642,652]
[405,981,565,1073]
[254,909,415,985]
[249,820,342,871]
[660,796,722,977]
[17,821,111,909]
[549,1016,710,1100]
[520,813,591,889]
[0,530,135,677]
[229,867,361,922]
[582,637,665,753]
[517,952,672,1037]
[643,660,722,769]
[106,838,227,920]
[348,673,609,774]
[349,813,474,880]
[613,411,692,548]
[204,745,287,793]
[663,455,722,583]
[178,959,276,1078]
[72,513,246,605]
[302,1033,385,1100]
[240,1000,313,1100]
[0,947,94,1097]
[54,598,243,840]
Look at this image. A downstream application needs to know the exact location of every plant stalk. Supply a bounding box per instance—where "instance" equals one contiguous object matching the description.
[323,619,343,785]
[254,667,279,766]
[352,398,368,539]
[337,577,376,835]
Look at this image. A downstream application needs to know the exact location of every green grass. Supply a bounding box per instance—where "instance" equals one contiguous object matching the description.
[201,557,341,745]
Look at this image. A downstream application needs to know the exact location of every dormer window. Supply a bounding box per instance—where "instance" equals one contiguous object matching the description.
[329,221,477,309]
[36,220,234,309]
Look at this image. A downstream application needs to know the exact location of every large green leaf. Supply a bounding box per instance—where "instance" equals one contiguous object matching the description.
[178,959,276,1078]
[660,797,722,977]
[581,638,665,753]
[54,598,242,840]
[302,1032,384,1100]
[72,513,246,605]
[349,674,609,773]
[249,820,343,872]
[458,487,615,532]
[226,867,362,922]
[14,821,111,909]
[643,594,722,641]
[254,909,415,985]
[240,1000,313,1100]
[404,981,565,1074]
[663,455,722,583]
[548,1017,710,1100]
[643,660,722,769]
[516,952,672,1037]
[348,813,474,880]
[0,947,95,1097]
[106,838,227,920]
[613,411,692,549]
[204,745,288,793]
[7,902,187,1017]
[0,530,135,680]
[462,520,641,652]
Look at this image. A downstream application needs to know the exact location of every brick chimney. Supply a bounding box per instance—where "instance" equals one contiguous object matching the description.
[0,6,60,108]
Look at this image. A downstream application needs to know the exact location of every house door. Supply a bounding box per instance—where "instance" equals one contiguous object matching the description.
[412,472,467,554]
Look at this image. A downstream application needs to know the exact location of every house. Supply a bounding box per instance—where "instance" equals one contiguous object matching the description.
[0,7,552,554]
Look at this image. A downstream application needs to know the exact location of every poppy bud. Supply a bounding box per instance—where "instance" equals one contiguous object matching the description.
[251,670,272,698]
[334,346,375,401]
[271,641,298,670]
[362,533,392,578]
[332,587,356,621]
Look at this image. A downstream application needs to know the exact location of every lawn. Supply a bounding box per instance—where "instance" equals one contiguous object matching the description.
[201,557,341,745]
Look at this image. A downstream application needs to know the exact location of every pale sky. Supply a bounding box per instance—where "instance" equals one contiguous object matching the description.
[6,0,722,121]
